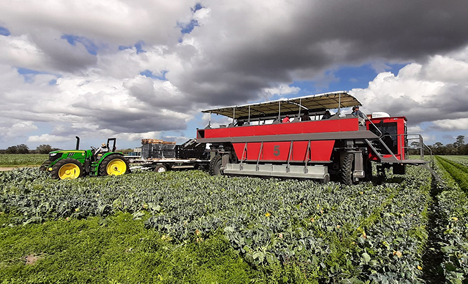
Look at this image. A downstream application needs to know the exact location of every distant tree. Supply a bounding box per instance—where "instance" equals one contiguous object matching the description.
[6,146,17,154]
[455,135,465,148]
[16,144,29,154]
[118,148,133,154]
[433,142,443,148]
[36,144,53,154]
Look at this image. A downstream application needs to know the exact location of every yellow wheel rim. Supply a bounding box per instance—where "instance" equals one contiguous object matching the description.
[107,159,126,176]
[58,164,80,179]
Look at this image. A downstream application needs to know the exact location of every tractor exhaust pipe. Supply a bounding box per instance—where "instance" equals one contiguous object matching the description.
[76,136,80,150]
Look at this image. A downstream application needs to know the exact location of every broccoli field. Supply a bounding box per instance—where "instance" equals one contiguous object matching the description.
[0,155,467,283]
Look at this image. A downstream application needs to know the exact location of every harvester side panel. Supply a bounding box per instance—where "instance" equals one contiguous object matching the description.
[200,118,360,139]
[232,140,335,162]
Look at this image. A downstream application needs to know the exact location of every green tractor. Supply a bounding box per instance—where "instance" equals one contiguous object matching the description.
[41,137,131,180]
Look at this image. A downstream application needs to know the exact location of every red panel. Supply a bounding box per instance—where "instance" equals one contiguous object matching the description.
[233,140,335,163]
[262,142,291,161]
[291,141,309,161]
[204,118,360,139]
[310,141,335,161]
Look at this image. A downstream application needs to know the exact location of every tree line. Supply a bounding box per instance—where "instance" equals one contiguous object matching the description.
[0,144,58,154]
[424,135,468,155]
[0,144,132,154]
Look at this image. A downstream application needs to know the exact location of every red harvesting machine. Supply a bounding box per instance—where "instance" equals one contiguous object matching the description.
[195,91,428,184]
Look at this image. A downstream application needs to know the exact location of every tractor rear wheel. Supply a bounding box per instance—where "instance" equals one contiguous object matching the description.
[341,153,354,185]
[99,154,130,177]
[209,154,223,176]
[51,158,84,180]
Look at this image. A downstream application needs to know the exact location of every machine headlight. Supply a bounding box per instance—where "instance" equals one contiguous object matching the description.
[50,153,57,156]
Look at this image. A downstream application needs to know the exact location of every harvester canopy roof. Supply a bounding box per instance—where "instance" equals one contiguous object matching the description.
[202,91,362,120]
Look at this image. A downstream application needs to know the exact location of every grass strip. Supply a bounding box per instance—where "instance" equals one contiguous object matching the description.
[0,212,262,284]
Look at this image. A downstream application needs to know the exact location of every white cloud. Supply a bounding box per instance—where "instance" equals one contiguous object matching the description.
[433,118,468,131]
[263,84,300,96]
[351,50,468,127]
[27,134,70,143]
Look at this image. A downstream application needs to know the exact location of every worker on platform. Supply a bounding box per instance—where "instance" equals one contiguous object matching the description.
[282,115,290,123]
[301,110,310,121]
[351,106,366,119]
[351,106,366,126]
[322,110,332,120]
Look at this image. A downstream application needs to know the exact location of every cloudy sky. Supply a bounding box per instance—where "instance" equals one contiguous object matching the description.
[1,0,468,150]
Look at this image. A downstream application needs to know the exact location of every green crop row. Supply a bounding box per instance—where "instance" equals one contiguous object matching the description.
[441,156,468,168]
[0,166,433,283]
[0,154,48,167]
[435,156,468,283]
[433,156,468,282]
[436,156,468,191]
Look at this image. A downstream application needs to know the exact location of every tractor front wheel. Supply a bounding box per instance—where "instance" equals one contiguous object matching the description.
[51,158,84,180]
[99,154,130,177]
[39,160,51,171]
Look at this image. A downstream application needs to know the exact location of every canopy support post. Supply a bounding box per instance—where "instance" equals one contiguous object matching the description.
[278,101,281,121]
[338,93,341,118]
[297,98,302,120]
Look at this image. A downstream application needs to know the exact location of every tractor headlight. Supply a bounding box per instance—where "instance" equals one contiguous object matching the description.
[50,153,57,156]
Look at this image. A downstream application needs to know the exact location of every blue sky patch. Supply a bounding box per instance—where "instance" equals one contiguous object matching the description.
[179,19,199,34]
[17,68,59,84]
[282,63,409,101]
[140,70,168,81]
[192,3,203,12]
[61,34,98,55]
[0,26,10,36]
[120,41,146,54]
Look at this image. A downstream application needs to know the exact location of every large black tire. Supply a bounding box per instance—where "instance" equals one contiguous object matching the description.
[365,160,373,181]
[209,154,223,176]
[51,158,84,180]
[39,160,51,171]
[341,153,354,185]
[99,154,130,177]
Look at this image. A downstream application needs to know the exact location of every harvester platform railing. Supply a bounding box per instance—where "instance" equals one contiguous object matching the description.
[364,138,399,162]
[398,134,431,162]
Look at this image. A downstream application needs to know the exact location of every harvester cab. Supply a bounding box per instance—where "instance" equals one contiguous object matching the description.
[41,136,130,180]
[196,91,430,184]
